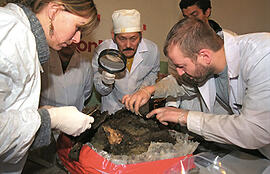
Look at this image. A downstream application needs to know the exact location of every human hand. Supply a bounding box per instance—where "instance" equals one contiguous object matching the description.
[101,71,115,85]
[47,106,94,136]
[146,107,188,126]
[122,86,154,115]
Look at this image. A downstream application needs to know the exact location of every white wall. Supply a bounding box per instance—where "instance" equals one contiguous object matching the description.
[2,0,268,60]
[212,0,270,34]
[79,0,270,61]
[79,0,180,61]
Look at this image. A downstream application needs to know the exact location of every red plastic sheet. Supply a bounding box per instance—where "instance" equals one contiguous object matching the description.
[57,134,195,174]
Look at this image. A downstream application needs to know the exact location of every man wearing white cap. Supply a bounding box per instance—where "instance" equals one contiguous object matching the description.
[92,9,160,114]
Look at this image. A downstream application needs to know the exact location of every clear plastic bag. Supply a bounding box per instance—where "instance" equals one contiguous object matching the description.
[165,152,236,174]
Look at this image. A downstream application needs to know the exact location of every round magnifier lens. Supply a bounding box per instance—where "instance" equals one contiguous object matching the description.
[98,49,126,73]
[99,54,125,72]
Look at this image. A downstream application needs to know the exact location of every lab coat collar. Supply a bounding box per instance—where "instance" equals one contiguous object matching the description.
[130,38,148,73]
[197,31,240,112]
[109,40,119,50]
[198,77,216,112]
[136,38,148,53]
[223,31,241,79]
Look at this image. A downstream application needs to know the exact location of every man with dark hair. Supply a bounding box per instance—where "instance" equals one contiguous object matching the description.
[179,0,222,33]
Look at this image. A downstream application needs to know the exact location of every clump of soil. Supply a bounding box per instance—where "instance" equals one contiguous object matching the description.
[89,109,176,156]
[68,107,198,163]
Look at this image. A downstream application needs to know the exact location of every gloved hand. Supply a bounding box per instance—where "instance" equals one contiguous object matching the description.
[101,71,115,85]
[47,106,94,136]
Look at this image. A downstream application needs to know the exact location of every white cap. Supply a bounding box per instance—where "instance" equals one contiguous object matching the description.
[112,9,141,34]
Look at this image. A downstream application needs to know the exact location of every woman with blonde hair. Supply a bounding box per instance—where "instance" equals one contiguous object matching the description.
[0,0,99,173]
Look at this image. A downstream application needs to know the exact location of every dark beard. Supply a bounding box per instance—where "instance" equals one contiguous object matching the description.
[181,73,209,87]
[181,63,214,87]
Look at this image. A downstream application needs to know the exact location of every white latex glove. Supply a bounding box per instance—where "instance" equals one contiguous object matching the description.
[47,106,94,136]
[102,71,115,85]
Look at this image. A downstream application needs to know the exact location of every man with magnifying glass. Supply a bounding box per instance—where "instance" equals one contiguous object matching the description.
[92,9,160,114]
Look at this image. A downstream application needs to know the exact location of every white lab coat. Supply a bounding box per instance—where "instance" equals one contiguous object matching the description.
[165,29,237,115]
[92,39,160,114]
[186,32,270,159]
[0,4,42,173]
[40,49,93,111]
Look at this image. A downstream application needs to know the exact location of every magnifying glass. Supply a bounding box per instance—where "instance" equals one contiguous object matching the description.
[98,49,126,74]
